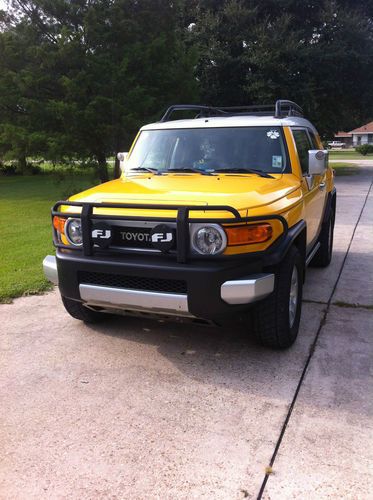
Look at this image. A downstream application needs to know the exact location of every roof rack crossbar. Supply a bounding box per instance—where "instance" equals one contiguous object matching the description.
[219,105,274,111]
[159,100,304,122]
[160,104,227,122]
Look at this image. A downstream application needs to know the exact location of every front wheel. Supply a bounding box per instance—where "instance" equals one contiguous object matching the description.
[250,246,303,349]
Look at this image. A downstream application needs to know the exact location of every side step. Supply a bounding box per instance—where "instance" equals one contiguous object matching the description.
[306,242,321,267]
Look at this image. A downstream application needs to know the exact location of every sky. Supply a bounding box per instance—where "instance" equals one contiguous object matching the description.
[0,0,7,10]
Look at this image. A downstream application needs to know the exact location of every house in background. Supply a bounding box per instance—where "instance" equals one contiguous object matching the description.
[349,122,373,146]
[334,121,373,148]
[333,131,353,148]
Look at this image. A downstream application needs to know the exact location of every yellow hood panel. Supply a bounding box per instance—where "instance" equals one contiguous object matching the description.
[69,173,301,218]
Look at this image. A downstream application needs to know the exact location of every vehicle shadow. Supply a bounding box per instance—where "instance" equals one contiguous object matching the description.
[85,299,324,404]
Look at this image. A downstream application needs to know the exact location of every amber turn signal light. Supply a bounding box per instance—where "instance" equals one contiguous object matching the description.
[225,223,273,246]
[53,216,66,234]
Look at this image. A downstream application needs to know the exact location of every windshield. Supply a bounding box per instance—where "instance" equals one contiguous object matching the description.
[125,127,288,174]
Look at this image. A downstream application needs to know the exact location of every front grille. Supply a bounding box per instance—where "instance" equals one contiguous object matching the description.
[78,271,187,294]
[100,224,177,250]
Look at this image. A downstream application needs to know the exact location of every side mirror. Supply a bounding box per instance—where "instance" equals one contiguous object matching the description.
[117,152,128,173]
[308,150,328,175]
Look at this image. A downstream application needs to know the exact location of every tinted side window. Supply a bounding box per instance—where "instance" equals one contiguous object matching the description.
[293,129,311,173]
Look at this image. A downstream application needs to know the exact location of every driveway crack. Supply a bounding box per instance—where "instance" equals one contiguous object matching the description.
[256,177,373,499]
[332,301,373,311]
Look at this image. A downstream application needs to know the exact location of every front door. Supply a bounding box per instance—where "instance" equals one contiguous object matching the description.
[292,128,327,248]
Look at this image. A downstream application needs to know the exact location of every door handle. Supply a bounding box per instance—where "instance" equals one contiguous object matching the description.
[319,182,326,190]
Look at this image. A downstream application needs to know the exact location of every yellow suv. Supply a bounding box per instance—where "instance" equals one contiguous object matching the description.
[43,100,336,349]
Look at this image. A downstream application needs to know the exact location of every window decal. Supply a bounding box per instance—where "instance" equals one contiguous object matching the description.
[267,130,280,139]
[272,156,283,168]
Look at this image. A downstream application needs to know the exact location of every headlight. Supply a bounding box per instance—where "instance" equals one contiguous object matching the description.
[65,218,83,246]
[191,224,227,255]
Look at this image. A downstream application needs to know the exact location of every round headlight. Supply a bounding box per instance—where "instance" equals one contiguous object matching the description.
[192,224,226,255]
[65,218,83,246]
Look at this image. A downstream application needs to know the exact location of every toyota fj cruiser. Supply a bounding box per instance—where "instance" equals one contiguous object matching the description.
[43,100,336,349]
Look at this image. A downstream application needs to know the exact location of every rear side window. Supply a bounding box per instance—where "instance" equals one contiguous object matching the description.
[292,129,311,174]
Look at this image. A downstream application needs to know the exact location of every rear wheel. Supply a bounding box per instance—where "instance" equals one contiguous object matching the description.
[250,246,303,349]
[61,296,103,323]
[310,208,335,267]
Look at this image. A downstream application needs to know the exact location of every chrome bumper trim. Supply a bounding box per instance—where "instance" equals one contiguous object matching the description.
[220,274,275,304]
[43,255,58,285]
[79,284,191,316]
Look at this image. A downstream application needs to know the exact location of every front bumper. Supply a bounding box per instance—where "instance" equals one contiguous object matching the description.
[43,252,275,320]
[79,283,191,316]
[43,255,59,285]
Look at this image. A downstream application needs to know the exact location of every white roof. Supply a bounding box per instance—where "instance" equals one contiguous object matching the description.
[141,115,318,133]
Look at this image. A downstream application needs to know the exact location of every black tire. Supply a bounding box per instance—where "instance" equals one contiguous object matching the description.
[61,296,103,323]
[250,246,303,349]
[310,208,335,267]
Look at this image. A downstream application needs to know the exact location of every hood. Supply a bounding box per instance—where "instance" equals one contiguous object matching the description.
[69,173,301,217]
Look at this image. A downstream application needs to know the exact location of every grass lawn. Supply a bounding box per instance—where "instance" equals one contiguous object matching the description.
[0,173,98,303]
[329,150,373,160]
[331,163,359,176]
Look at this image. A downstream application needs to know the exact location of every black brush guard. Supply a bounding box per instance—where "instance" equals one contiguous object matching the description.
[52,201,288,264]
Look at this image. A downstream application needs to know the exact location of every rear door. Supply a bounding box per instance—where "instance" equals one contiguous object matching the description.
[292,128,327,247]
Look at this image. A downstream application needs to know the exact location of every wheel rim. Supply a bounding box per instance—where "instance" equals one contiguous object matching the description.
[289,265,299,328]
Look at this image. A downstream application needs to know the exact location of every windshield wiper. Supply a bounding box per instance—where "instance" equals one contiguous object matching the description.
[212,168,275,178]
[129,167,160,174]
[167,168,212,176]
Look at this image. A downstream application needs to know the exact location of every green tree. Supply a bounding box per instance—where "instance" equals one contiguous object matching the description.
[0,15,50,173]
[184,0,373,136]
[0,0,199,180]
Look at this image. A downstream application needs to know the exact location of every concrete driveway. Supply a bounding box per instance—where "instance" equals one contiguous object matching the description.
[1,168,372,500]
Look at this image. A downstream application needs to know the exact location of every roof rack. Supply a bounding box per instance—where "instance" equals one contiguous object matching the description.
[159,104,228,122]
[160,100,304,122]
[274,100,304,118]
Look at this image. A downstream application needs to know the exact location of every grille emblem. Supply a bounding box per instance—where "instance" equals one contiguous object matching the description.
[92,229,111,239]
[91,223,112,248]
[120,231,150,242]
[150,224,175,252]
[151,232,172,243]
